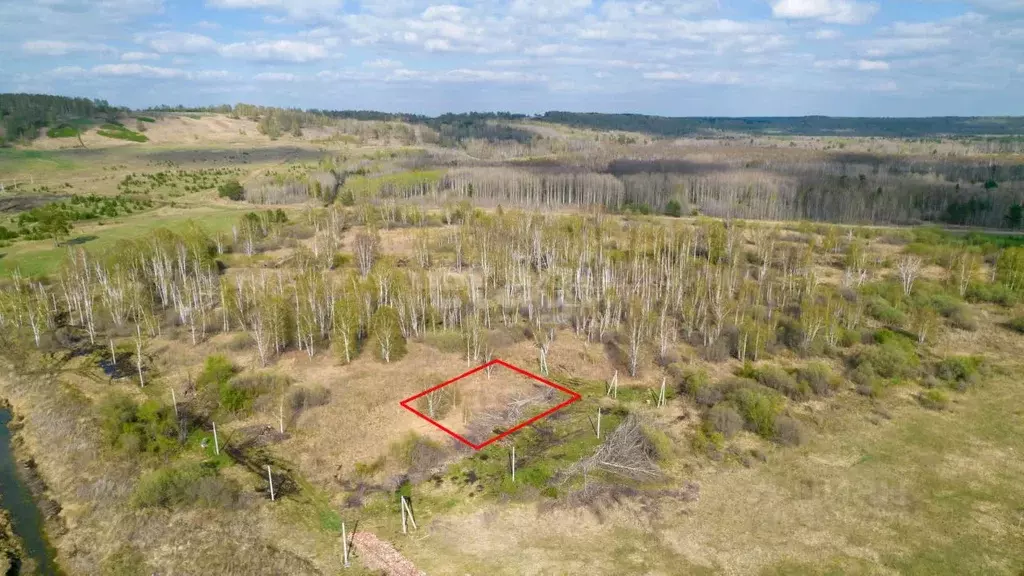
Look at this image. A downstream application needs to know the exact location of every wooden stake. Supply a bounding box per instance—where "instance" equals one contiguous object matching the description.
[596,407,602,439]
[607,370,618,398]
[212,421,219,455]
[658,377,666,408]
[171,388,178,419]
[278,398,284,434]
[401,496,408,534]
[511,445,516,483]
[341,521,350,567]
[109,339,116,366]
[267,465,275,501]
[399,494,415,528]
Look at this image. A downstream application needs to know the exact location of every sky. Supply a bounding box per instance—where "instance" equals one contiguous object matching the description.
[1,0,1022,116]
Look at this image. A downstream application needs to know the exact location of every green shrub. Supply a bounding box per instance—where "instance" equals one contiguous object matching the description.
[850,362,883,397]
[692,427,724,455]
[966,282,1017,307]
[664,199,683,217]
[755,365,809,400]
[774,415,806,446]
[97,127,148,142]
[196,355,266,414]
[136,116,156,123]
[197,354,236,388]
[707,404,744,439]
[729,385,784,438]
[288,385,331,413]
[1005,316,1024,334]
[217,180,245,201]
[854,331,919,379]
[99,393,179,458]
[948,306,978,331]
[935,356,983,390]
[642,426,675,462]
[46,124,79,138]
[797,362,839,396]
[925,292,963,317]
[422,330,463,354]
[918,389,950,411]
[132,462,239,509]
[866,296,906,326]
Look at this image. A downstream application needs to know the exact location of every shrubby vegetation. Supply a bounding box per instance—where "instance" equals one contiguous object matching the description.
[0,93,112,143]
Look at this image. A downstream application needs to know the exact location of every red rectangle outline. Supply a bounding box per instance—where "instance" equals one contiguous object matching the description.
[399,358,582,450]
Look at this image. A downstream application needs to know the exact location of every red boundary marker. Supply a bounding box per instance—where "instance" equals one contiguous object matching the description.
[399,359,582,450]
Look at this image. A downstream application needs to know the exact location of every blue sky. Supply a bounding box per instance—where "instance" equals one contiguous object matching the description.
[1,0,1022,116]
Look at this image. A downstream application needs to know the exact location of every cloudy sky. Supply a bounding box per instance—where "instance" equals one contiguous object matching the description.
[1,0,1022,116]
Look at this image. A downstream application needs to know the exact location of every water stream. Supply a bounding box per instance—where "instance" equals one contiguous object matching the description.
[0,407,59,575]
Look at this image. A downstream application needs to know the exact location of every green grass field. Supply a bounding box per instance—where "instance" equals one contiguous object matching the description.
[0,207,246,277]
[0,149,78,173]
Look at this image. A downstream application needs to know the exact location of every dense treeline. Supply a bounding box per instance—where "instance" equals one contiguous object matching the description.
[539,112,1024,138]
[247,152,1024,228]
[0,93,113,143]
[0,210,1017,438]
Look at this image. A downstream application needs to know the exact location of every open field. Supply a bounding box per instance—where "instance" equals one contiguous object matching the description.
[1,104,1024,575]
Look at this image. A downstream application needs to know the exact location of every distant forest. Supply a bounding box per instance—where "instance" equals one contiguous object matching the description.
[6,93,1024,144]
[538,112,1024,138]
[0,93,115,143]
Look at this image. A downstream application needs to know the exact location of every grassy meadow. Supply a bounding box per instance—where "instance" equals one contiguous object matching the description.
[1,110,1024,576]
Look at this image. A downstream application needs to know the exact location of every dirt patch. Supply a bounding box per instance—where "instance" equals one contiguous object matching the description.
[352,531,425,576]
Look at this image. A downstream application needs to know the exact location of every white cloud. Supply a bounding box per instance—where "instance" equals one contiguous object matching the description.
[220,40,330,62]
[857,59,889,70]
[21,40,113,55]
[51,63,231,81]
[861,37,951,57]
[524,43,589,57]
[205,0,343,20]
[253,72,298,81]
[388,68,547,83]
[770,0,878,24]
[136,31,218,54]
[196,20,221,29]
[643,70,741,84]
[364,58,402,68]
[810,28,841,39]
[814,58,890,70]
[92,63,188,78]
[510,0,592,20]
[121,51,160,61]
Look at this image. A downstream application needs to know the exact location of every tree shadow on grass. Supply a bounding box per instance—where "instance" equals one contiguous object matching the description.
[60,235,98,246]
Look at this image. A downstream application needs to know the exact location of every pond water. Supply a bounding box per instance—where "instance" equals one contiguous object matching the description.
[0,407,59,575]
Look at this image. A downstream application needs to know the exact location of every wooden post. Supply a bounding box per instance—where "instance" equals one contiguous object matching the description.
[341,521,350,567]
[428,393,434,419]
[596,407,602,439]
[401,496,408,534]
[511,445,516,483]
[405,496,417,530]
[278,398,284,434]
[109,339,116,366]
[658,377,666,408]
[171,388,178,419]
[267,465,275,501]
[399,494,415,528]
[212,421,220,455]
[607,370,618,398]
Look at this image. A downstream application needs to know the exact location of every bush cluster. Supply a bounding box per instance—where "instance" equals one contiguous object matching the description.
[99,393,179,458]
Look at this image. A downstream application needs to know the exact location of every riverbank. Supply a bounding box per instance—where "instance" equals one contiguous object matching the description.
[0,396,62,576]
[0,502,30,575]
